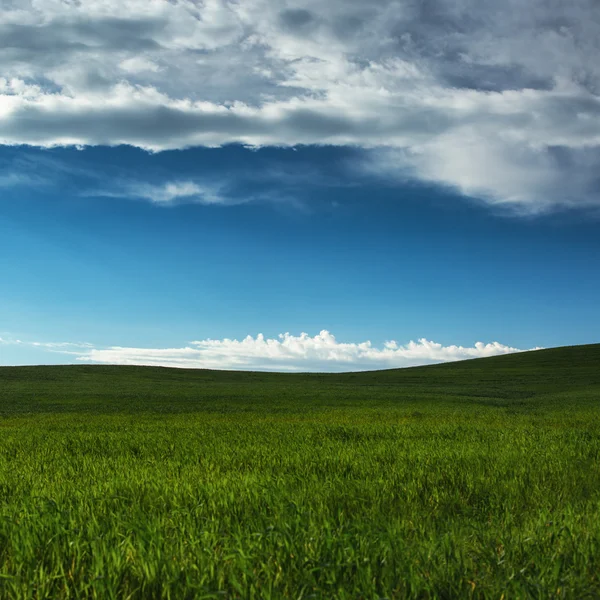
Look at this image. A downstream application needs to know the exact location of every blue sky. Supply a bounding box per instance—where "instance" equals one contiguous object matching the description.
[1,0,599,371]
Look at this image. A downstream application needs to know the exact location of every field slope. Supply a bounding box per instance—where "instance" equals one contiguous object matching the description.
[1,344,599,598]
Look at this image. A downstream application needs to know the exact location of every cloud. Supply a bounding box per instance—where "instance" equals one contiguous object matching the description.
[0,147,355,209]
[0,171,37,187]
[107,180,228,205]
[119,56,162,74]
[0,330,540,371]
[363,140,600,213]
[1,0,599,210]
[0,336,93,351]
[29,341,95,350]
[72,330,534,372]
[89,175,298,207]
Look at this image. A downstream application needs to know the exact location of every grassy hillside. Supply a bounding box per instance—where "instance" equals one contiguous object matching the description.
[2,343,599,415]
[0,345,599,598]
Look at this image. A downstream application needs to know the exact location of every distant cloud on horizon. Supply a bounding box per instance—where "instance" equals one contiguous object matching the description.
[0,0,599,212]
[0,331,539,372]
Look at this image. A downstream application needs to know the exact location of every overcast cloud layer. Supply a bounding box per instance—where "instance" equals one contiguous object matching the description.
[1,331,535,371]
[1,0,600,210]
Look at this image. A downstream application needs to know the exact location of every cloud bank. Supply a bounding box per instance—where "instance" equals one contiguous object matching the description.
[1,0,599,210]
[2,331,538,372]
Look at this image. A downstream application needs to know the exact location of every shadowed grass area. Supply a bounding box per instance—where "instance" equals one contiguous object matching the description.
[0,344,599,598]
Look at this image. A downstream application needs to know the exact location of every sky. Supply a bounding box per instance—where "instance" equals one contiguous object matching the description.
[0,0,599,371]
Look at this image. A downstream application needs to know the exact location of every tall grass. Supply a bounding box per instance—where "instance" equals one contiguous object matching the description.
[0,347,599,598]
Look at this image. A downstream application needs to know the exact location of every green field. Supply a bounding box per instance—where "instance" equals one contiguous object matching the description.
[1,344,599,599]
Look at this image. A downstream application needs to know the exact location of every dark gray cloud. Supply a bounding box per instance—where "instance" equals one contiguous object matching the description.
[279,9,315,30]
[0,19,162,52]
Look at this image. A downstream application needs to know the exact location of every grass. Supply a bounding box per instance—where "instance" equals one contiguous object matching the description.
[0,344,599,598]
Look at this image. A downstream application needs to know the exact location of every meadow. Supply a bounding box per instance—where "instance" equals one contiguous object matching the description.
[1,344,599,599]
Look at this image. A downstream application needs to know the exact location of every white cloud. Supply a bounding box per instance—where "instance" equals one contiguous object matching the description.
[119,56,161,74]
[30,341,95,350]
[0,330,541,371]
[0,0,599,210]
[0,150,342,209]
[73,330,536,372]
[0,336,92,350]
[90,178,279,206]
[365,135,600,213]
[122,180,226,205]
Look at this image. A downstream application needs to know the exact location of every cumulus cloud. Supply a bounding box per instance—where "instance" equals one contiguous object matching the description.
[1,0,599,210]
[0,330,540,371]
[70,330,534,372]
